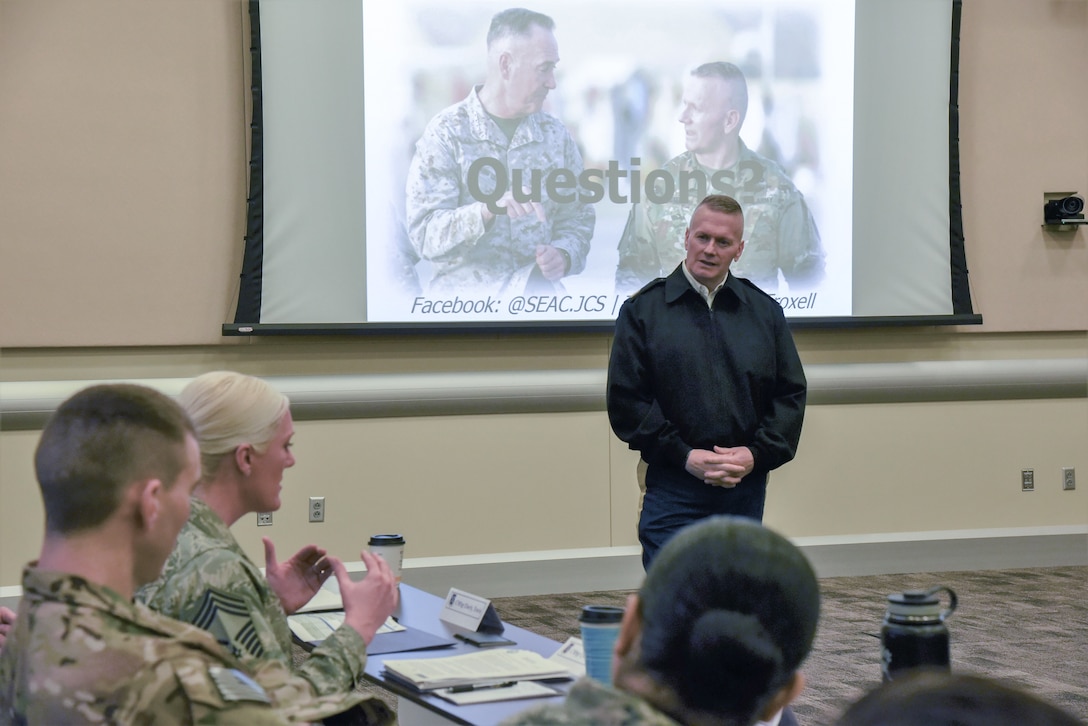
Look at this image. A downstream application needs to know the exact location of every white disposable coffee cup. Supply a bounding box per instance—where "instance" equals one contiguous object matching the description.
[368,534,405,580]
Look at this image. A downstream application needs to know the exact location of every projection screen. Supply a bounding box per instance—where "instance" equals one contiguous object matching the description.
[227,0,978,334]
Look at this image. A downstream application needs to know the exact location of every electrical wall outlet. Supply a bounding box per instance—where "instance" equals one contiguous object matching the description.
[1062,467,1075,491]
[1021,469,1034,492]
[257,512,273,526]
[309,496,325,523]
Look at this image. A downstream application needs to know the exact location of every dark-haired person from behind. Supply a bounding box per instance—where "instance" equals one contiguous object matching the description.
[503,516,820,726]
[837,671,1082,726]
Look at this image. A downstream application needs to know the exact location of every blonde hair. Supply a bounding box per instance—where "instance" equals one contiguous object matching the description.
[178,371,290,479]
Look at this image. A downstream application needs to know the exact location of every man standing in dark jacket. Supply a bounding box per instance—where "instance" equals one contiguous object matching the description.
[607,194,807,568]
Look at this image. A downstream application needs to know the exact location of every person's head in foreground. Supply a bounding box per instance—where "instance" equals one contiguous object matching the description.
[35,383,199,592]
[178,370,294,525]
[617,516,819,725]
[509,516,819,725]
[836,670,1082,726]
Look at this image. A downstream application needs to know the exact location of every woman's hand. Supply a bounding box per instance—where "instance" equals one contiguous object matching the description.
[263,537,332,615]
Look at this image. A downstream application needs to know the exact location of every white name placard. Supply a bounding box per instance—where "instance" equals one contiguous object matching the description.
[439,592,491,631]
[440,588,501,632]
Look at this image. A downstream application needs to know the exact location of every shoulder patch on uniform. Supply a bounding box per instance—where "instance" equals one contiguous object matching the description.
[182,588,265,659]
[208,666,272,704]
[628,276,666,300]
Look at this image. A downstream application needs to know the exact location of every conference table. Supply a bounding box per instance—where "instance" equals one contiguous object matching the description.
[361,584,573,725]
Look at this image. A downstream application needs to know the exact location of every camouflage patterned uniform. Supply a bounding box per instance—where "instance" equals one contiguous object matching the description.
[615,142,824,295]
[137,498,372,702]
[406,86,595,295]
[501,677,682,725]
[0,565,391,724]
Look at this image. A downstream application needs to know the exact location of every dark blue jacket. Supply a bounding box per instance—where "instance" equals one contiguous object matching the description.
[607,265,807,474]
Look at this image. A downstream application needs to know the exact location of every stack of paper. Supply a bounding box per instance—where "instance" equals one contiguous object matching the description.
[382,648,576,691]
[296,578,344,613]
[288,612,404,646]
[435,681,561,706]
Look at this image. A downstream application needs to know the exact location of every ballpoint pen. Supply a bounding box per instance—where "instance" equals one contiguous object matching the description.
[447,681,518,694]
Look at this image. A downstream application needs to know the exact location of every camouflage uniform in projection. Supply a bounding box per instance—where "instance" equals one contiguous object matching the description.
[406,87,595,295]
[0,566,390,725]
[615,142,824,295]
[501,677,683,725]
[137,499,376,705]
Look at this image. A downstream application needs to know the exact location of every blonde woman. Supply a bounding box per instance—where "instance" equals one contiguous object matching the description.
[138,371,396,720]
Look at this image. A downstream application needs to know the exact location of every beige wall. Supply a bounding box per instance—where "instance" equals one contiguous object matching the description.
[960,0,1088,331]
[0,0,247,346]
[2,337,1086,589]
[3,376,1086,588]
[1,0,1087,590]
[0,0,1085,344]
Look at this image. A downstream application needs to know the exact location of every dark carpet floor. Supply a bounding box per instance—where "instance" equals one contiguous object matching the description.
[308,566,1087,724]
[489,566,1088,724]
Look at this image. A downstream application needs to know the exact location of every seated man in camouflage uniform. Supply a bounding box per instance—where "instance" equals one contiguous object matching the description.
[0,383,395,725]
[502,516,820,726]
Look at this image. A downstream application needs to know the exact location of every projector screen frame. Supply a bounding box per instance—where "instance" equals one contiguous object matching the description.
[227,0,980,337]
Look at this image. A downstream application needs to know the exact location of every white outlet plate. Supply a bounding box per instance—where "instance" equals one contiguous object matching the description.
[1062,467,1075,491]
[257,512,273,526]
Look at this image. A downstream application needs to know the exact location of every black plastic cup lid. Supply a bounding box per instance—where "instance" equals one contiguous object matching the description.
[886,586,957,620]
[579,605,625,623]
[368,534,405,546]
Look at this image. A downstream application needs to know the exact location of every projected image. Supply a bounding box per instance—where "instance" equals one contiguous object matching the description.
[362,0,854,323]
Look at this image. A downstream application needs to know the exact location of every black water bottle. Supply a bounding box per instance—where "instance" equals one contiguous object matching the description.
[880,585,957,681]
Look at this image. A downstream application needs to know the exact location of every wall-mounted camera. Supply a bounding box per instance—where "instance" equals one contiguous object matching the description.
[1042,192,1086,230]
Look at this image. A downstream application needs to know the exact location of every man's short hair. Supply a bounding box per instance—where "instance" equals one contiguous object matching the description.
[691,61,749,121]
[35,384,195,534]
[695,194,744,222]
[487,8,555,47]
